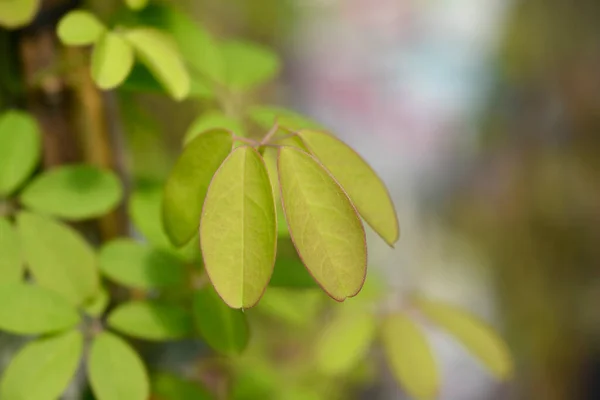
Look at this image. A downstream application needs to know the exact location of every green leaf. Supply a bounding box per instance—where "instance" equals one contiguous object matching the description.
[125,0,148,11]
[0,217,22,284]
[200,146,276,308]
[0,283,80,334]
[88,332,149,400]
[297,130,399,246]
[315,311,376,375]
[257,288,324,327]
[162,128,233,247]
[83,286,109,317]
[192,286,249,355]
[91,32,135,89]
[184,111,245,146]
[414,298,514,380]
[0,110,41,196]
[125,27,190,100]
[57,10,105,46]
[108,300,193,341]
[17,212,99,305]
[381,313,439,400]
[0,0,40,29]
[20,165,123,221]
[0,330,83,400]
[249,105,322,132]
[220,40,280,91]
[152,373,212,400]
[99,238,186,289]
[277,146,367,301]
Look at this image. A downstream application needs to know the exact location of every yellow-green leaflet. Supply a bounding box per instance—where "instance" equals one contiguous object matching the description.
[0,0,39,29]
[57,10,105,46]
[125,28,190,100]
[381,314,439,400]
[277,146,367,301]
[316,311,376,375]
[200,146,276,308]
[297,130,399,246]
[91,32,134,90]
[414,297,513,380]
[162,129,233,247]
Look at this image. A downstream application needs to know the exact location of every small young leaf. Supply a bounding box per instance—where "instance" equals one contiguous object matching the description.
[200,146,276,309]
[83,286,109,317]
[125,0,148,11]
[0,330,82,400]
[277,146,367,301]
[88,332,149,400]
[381,314,439,400]
[152,372,212,400]
[220,40,280,91]
[192,286,249,355]
[0,283,80,334]
[18,212,99,305]
[0,0,40,29]
[20,165,123,221]
[0,217,22,284]
[99,239,186,289]
[162,129,233,247]
[0,110,41,196]
[57,10,105,45]
[316,311,376,375]
[249,105,322,132]
[298,130,399,246]
[91,32,135,89]
[414,298,514,380]
[125,27,190,100]
[184,111,245,145]
[108,300,193,341]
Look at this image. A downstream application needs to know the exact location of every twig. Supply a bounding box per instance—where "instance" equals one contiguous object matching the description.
[259,118,280,146]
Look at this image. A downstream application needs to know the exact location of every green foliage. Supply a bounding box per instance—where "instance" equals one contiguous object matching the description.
[108,300,193,341]
[0,217,22,284]
[20,165,123,220]
[57,10,105,46]
[0,283,80,334]
[152,373,212,400]
[184,111,245,145]
[88,332,149,400]
[0,110,41,197]
[125,0,149,11]
[17,212,99,305]
[201,146,277,308]
[219,40,280,91]
[0,0,40,29]
[92,32,135,89]
[192,286,249,355]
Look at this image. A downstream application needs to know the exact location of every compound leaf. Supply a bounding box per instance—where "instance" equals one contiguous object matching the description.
[192,286,249,355]
[0,110,41,196]
[0,283,80,334]
[200,146,276,309]
[381,313,439,400]
[108,300,193,341]
[57,10,105,46]
[277,146,366,301]
[162,129,233,247]
[20,164,123,221]
[0,217,22,284]
[17,212,99,305]
[91,32,134,89]
[0,330,82,400]
[298,130,399,246]
[414,298,513,380]
[88,332,149,400]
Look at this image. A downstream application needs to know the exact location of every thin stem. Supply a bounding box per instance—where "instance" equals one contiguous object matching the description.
[272,132,299,143]
[233,135,258,146]
[259,118,280,146]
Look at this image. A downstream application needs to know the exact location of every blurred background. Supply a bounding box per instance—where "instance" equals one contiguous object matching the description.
[3,0,600,399]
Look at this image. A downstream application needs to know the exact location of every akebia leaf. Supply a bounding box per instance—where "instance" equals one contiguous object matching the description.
[200,146,276,309]
[381,314,439,400]
[414,297,513,380]
[0,110,41,197]
[91,32,135,90]
[125,27,190,100]
[192,286,249,355]
[0,330,83,400]
[88,332,149,400]
[0,283,80,334]
[297,130,399,246]
[0,217,22,284]
[20,164,123,221]
[316,311,376,375]
[57,10,105,46]
[277,146,367,301]
[107,300,193,341]
[163,128,233,247]
[17,212,99,305]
